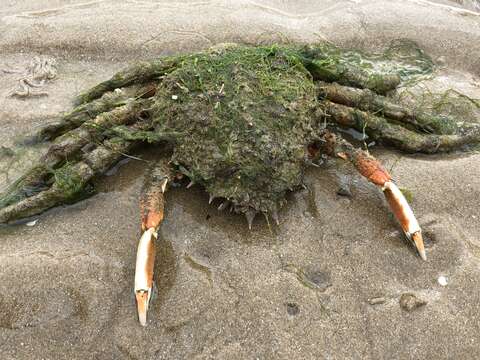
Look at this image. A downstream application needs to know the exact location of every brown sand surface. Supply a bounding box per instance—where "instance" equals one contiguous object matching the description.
[0,1,479,359]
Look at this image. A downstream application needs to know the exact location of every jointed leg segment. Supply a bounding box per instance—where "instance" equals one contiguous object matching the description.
[317,81,455,134]
[0,137,135,223]
[324,101,480,153]
[74,57,178,105]
[0,98,154,219]
[36,83,157,141]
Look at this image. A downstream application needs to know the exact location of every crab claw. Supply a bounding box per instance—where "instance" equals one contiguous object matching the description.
[135,227,156,326]
[135,167,169,326]
[348,149,426,260]
[383,181,426,260]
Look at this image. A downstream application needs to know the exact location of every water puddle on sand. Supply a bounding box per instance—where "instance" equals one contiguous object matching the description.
[283,263,332,292]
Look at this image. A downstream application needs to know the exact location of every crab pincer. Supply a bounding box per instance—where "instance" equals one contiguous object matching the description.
[352,150,426,260]
[135,227,157,326]
[135,164,170,326]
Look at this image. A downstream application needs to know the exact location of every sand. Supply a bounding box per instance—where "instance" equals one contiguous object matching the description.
[0,1,479,359]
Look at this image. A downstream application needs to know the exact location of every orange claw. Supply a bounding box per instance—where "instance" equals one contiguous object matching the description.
[383,181,426,260]
[350,149,426,260]
[325,131,426,260]
[135,173,169,326]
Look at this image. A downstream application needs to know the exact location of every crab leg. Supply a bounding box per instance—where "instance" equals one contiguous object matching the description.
[0,137,135,223]
[0,99,153,212]
[74,57,179,105]
[301,46,401,95]
[35,83,157,142]
[316,81,457,135]
[328,134,426,260]
[135,163,170,326]
[324,101,480,153]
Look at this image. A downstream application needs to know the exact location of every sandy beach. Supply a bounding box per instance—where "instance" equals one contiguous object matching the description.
[0,1,479,359]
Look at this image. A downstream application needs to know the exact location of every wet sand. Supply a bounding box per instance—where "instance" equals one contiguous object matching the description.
[1,1,480,359]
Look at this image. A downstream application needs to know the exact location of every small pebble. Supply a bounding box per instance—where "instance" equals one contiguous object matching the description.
[368,297,386,305]
[304,270,332,292]
[399,293,427,311]
[286,303,300,316]
[423,230,437,248]
[438,276,448,286]
[436,56,447,66]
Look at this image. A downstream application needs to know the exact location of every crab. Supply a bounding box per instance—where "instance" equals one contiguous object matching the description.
[1,42,479,326]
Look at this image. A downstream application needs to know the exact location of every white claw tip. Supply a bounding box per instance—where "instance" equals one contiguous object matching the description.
[418,249,427,261]
[135,290,150,326]
[411,231,426,261]
[139,313,147,327]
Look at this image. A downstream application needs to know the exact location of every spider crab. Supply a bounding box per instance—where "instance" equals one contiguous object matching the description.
[1,42,479,326]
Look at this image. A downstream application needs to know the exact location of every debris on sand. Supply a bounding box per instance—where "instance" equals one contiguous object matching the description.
[399,293,427,311]
[26,219,38,227]
[3,56,57,98]
[368,297,387,305]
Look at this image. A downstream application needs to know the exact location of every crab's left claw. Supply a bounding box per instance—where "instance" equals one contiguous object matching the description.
[135,166,170,326]
[135,227,156,326]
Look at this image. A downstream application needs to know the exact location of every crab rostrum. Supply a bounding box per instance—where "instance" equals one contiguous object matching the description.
[1,42,479,325]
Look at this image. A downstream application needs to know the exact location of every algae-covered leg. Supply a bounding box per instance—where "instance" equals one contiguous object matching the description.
[74,57,179,105]
[36,83,157,141]
[41,97,153,164]
[324,101,480,153]
[302,53,400,95]
[317,82,459,135]
[135,161,172,326]
[322,132,426,260]
[0,98,153,214]
[0,137,135,224]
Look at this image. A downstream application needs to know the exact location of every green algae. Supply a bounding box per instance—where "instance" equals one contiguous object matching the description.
[393,86,480,139]
[150,45,320,214]
[300,39,434,93]
[52,162,87,201]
